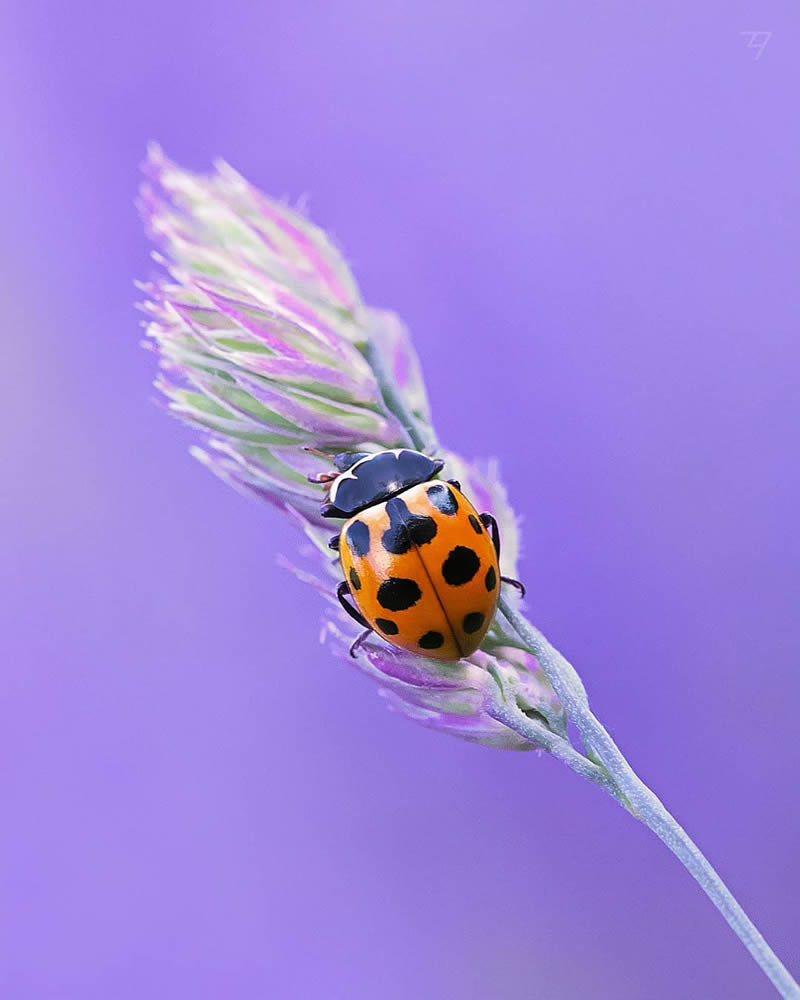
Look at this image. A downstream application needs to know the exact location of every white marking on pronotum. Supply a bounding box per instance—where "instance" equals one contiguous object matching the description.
[328,449,411,505]
[328,453,377,504]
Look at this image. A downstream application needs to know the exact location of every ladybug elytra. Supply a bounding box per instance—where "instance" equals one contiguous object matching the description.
[309,449,525,659]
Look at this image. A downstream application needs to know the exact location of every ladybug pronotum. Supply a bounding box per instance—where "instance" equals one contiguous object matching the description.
[309,449,525,659]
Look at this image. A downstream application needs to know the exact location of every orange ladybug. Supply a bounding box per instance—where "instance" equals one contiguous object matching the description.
[309,449,524,659]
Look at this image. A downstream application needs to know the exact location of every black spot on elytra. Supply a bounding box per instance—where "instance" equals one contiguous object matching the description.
[349,567,361,591]
[463,611,485,634]
[419,630,444,649]
[442,546,480,586]
[485,566,497,592]
[426,483,458,515]
[346,520,370,557]
[381,496,437,554]
[375,617,399,635]
[377,577,422,611]
[468,514,482,534]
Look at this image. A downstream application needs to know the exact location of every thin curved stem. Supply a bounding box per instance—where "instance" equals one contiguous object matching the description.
[484,677,627,803]
[365,335,799,998]
[498,596,800,1000]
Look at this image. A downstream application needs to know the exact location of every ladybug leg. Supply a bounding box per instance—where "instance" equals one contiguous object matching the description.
[349,628,373,658]
[479,512,500,558]
[480,513,527,597]
[501,576,527,598]
[336,582,375,655]
[336,580,370,628]
[328,534,340,551]
[447,478,462,491]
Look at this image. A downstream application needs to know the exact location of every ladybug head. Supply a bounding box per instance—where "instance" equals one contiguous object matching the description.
[315,448,445,518]
[332,451,371,472]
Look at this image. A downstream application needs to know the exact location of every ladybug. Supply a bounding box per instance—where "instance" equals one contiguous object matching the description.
[309,449,525,659]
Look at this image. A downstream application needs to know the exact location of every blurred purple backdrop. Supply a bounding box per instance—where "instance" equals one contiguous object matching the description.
[2,2,798,997]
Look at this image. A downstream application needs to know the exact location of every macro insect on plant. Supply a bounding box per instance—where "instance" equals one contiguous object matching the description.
[311,447,524,659]
[139,146,799,999]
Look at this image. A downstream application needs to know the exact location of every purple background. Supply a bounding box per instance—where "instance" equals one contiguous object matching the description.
[2,2,798,997]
